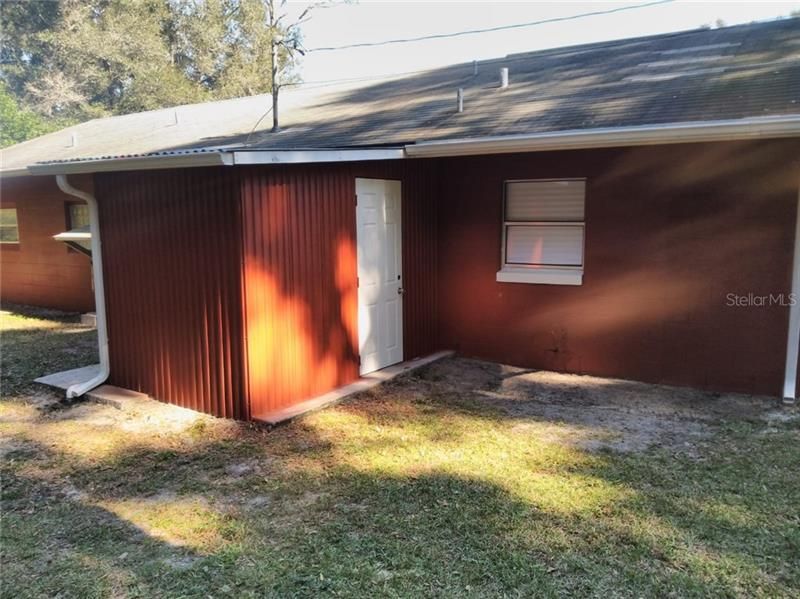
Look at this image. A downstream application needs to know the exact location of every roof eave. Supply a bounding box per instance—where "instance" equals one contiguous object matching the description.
[0,168,34,178]
[10,115,800,175]
[26,152,233,176]
[232,148,406,165]
[20,147,405,176]
[404,115,800,157]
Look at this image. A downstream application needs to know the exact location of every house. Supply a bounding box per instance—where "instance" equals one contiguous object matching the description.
[0,174,95,312]
[2,19,799,421]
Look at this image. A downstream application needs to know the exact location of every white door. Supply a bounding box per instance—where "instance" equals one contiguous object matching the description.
[356,178,403,375]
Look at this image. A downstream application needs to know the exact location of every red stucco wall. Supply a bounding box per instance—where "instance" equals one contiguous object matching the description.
[0,175,94,313]
[437,139,800,396]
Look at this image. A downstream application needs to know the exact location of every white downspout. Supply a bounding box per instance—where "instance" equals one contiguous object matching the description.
[783,184,800,402]
[56,175,110,397]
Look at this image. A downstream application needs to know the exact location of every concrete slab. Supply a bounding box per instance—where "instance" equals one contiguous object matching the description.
[35,364,101,390]
[255,350,455,425]
[35,350,455,425]
[37,365,156,411]
[85,384,151,409]
[80,312,97,327]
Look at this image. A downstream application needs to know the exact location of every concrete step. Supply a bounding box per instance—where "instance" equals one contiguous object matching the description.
[254,350,455,425]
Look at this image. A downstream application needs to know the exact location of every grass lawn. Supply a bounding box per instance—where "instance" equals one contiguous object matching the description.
[2,306,800,598]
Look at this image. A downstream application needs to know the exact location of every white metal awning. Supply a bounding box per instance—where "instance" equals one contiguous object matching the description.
[53,225,92,256]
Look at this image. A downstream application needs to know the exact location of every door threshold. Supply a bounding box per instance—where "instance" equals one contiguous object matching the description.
[254,350,455,426]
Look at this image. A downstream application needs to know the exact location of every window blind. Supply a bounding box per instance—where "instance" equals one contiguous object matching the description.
[502,179,585,269]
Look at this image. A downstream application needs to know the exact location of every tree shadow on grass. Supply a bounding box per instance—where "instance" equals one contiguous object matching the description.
[1,314,98,400]
[4,348,799,597]
[2,441,203,599]
[6,407,796,597]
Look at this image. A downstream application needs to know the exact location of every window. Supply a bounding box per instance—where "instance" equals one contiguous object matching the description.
[497,179,585,285]
[0,208,19,244]
[68,203,90,229]
[64,202,92,254]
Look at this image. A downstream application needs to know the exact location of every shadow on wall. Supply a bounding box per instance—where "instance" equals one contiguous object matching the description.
[244,235,358,413]
[437,139,800,395]
[242,166,361,417]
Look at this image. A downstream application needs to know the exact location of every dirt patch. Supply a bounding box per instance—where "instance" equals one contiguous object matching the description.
[410,357,786,454]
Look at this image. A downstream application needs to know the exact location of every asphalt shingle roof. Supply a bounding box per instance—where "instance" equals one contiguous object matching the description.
[2,17,799,172]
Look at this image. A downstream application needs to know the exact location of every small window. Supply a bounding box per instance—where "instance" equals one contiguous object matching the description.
[68,203,90,229]
[0,208,19,244]
[497,179,585,285]
[62,202,92,254]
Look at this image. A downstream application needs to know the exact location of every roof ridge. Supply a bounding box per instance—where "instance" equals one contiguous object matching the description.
[503,16,797,61]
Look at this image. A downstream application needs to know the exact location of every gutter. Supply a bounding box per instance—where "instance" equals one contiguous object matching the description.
[55,175,110,398]
[232,148,405,164]
[22,147,405,175]
[11,115,800,176]
[29,152,233,175]
[404,115,800,157]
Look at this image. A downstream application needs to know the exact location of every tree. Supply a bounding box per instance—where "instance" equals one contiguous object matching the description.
[264,0,326,131]
[170,0,296,99]
[169,0,309,116]
[40,0,205,118]
[0,0,62,100]
[0,82,67,148]
[0,0,319,143]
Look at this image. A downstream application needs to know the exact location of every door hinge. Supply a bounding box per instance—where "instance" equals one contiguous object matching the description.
[354,194,358,206]
[356,276,359,288]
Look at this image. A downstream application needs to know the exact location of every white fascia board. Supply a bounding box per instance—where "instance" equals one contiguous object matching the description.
[27,152,233,175]
[405,115,800,157]
[0,168,32,178]
[232,148,405,165]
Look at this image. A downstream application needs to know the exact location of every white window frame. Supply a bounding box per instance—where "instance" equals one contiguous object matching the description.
[0,207,20,244]
[497,178,585,286]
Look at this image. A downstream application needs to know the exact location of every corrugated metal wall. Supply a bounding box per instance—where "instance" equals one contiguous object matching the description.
[240,161,440,419]
[96,168,247,419]
[97,161,439,421]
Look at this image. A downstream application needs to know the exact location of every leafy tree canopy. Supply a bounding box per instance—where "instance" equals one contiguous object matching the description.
[0,0,302,144]
[0,82,71,148]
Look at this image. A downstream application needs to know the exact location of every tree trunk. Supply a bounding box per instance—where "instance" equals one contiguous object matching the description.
[270,3,279,133]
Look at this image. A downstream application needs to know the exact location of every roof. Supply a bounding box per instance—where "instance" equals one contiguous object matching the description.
[2,18,799,174]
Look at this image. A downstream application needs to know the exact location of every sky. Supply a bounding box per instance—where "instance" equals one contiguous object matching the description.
[292,1,800,83]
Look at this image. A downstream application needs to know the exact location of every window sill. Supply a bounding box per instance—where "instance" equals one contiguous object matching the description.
[496,267,583,286]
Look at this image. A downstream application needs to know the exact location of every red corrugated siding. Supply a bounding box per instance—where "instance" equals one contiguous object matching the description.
[241,161,440,418]
[241,165,356,418]
[96,168,247,419]
[96,161,439,420]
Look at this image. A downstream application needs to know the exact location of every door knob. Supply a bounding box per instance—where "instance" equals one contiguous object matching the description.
[397,287,405,295]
